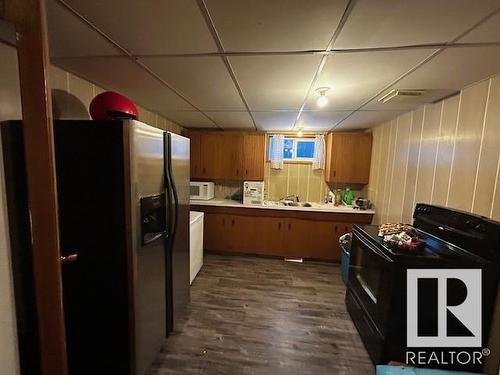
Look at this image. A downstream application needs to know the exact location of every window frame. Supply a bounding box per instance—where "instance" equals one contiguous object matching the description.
[268,136,316,163]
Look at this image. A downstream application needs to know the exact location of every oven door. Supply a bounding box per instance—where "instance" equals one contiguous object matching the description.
[348,227,395,336]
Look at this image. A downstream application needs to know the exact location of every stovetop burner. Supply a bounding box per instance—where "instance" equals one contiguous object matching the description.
[355,224,480,261]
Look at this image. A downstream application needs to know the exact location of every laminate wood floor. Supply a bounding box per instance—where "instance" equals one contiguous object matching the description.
[148,254,374,375]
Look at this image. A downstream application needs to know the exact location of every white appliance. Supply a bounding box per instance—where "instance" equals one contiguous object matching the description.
[189,211,204,284]
[243,181,264,205]
[190,181,214,200]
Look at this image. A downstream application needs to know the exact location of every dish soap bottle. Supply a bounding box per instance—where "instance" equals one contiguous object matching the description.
[343,187,354,206]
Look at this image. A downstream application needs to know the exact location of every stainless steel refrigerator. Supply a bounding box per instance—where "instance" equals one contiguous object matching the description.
[1,119,190,375]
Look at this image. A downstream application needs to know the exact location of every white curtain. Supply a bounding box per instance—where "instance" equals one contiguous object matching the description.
[269,135,284,169]
[312,134,326,170]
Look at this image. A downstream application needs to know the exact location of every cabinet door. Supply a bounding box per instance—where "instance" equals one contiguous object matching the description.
[327,133,372,184]
[283,219,312,258]
[252,216,285,256]
[203,213,231,251]
[200,133,223,179]
[241,134,265,181]
[219,134,243,180]
[188,132,201,178]
[226,214,257,253]
[284,219,350,261]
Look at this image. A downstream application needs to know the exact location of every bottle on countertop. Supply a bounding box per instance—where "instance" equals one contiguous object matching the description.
[343,187,354,206]
[334,189,342,206]
[325,190,335,204]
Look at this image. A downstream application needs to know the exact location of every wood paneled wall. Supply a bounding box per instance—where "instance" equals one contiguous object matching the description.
[49,65,184,134]
[368,74,500,224]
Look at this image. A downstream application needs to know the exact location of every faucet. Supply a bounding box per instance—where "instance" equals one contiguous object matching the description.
[279,195,299,203]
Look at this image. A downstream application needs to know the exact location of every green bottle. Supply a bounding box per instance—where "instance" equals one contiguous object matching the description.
[343,187,354,206]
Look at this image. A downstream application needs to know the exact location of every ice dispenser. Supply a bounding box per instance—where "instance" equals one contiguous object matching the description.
[140,194,166,245]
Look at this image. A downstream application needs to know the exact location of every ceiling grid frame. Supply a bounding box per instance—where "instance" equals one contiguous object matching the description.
[55,0,223,129]
[330,4,500,131]
[196,0,258,131]
[291,0,357,130]
[47,0,500,131]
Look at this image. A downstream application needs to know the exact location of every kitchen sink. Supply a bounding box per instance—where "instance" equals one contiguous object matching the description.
[265,200,315,207]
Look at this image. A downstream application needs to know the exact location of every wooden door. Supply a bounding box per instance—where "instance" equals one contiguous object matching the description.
[251,216,286,256]
[283,219,351,261]
[219,133,243,180]
[203,213,231,251]
[241,134,265,181]
[225,214,257,253]
[187,132,201,178]
[200,133,223,179]
[326,133,372,184]
[283,219,312,258]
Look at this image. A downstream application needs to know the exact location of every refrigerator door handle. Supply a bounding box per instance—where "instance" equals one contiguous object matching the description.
[166,133,179,246]
[164,133,174,239]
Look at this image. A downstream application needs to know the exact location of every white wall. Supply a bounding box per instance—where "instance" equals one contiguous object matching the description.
[0,41,21,375]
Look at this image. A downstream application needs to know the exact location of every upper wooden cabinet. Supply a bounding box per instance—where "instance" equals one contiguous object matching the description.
[325,132,372,184]
[188,131,201,177]
[187,131,265,181]
[241,134,265,181]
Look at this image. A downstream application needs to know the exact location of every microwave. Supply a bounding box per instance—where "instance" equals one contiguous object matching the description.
[190,182,214,200]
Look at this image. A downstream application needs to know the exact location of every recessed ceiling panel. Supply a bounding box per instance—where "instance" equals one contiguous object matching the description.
[334,0,500,48]
[252,111,298,130]
[298,111,351,130]
[54,57,194,116]
[61,0,217,54]
[458,11,500,43]
[206,0,348,51]
[164,111,217,128]
[229,55,322,111]
[204,112,255,129]
[47,0,122,58]
[140,56,245,111]
[334,110,404,130]
[304,49,436,111]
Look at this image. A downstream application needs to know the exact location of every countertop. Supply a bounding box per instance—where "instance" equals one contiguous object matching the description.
[190,198,375,215]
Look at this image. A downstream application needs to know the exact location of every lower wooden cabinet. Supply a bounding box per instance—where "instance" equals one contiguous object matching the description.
[195,206,371,262]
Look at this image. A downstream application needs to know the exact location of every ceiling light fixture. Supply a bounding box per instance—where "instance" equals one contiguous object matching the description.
[297,128,304,137]
[316,87,330,108]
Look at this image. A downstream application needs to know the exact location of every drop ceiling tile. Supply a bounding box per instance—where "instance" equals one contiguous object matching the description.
[459,11,500,43]
[334,110,404,130]
[206,0,348,51]
[47,0,122,58]
[304,49,436,111]
[298,111,352,130]
[204,112,255,129]
[140,56,245,111]
[334,0,500,48]
[229,55,322,111]
[364,46,500,111]
[164,111,216,128]
[252,111,298,130]
[54,57,194,115]
[61,0,217,54]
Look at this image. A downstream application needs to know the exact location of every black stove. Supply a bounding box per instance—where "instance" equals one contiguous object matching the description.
[346,203,500,373]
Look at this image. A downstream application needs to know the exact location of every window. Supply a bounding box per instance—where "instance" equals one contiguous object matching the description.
[268,137,315,162]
